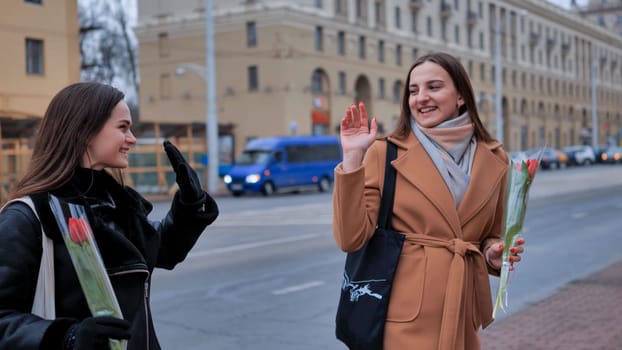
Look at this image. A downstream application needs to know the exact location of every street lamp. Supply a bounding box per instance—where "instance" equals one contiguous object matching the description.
[590,46,599,149]
[494,15,503,143]
[175,0,219,195]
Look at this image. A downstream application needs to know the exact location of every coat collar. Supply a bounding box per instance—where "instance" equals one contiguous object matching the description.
[387,132,507,237]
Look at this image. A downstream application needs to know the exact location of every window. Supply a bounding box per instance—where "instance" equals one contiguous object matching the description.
[479,63,485,81]
[395,6,401,29]
[159,73,171,99]
[158,32,169,57]
[314,0,323,8]
[337,31,345,55]
[336,0,345,15]
[392,80,403,103]
[338,71,346,95]
[248,65,258,91]
[356,0,363,18]
[378,78,385,99]
[412,48,419,63]
[24,0,42,4]
[246,21,257,47]
[378,40,385,63]
[396,44,402,66]
[315,26,323,51]
[427,16,432,36]
[312,70,323,93]
[411,12,418,33]
[479,31,484,50]
[25,38,44,75]
[359,36,366,59]
[454,25,460,44]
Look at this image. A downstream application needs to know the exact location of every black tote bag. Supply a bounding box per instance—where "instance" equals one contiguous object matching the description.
[335,140,405,350]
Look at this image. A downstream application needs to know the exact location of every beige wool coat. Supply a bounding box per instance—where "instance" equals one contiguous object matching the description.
[333,132,509,350]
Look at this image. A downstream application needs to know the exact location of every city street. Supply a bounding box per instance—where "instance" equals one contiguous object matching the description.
[147,165,622,350]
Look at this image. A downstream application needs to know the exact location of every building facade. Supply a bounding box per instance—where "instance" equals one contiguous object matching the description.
[573,0,622,37]
[136,0,622,158]
[0,0,80,198]
[0,0,80,126]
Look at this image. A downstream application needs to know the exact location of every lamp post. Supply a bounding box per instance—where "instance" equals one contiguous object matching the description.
[175,0,219,195]
[591,46,599,149]
[494,14,503,143]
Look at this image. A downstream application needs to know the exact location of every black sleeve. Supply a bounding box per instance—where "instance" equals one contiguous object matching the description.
[153,191,219,269]
[0,203,74,350]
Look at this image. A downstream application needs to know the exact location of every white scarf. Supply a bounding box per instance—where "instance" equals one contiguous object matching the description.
[411,112,477,207]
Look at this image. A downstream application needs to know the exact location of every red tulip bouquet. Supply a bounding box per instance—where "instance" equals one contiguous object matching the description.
[492,150,542,318]
[49,195,126,350]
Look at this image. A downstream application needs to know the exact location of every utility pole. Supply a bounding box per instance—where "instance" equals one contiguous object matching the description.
[591,45,599,149]
[494,14,503,144]
[205,0,219,194]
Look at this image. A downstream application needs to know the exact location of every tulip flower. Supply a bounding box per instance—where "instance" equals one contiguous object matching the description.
[68,217,89,244]
[49,196,127,350]
[492,150,542,318]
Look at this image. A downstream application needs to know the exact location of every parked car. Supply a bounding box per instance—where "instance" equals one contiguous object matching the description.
[562,145,596,166]
[556,150,570,168]
[600,146,622,164]
[223,135,341,196]
[528,147,561,170]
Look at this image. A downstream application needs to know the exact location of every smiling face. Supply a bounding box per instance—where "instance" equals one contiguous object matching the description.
[82,101,136,170]
[408,61,464,128]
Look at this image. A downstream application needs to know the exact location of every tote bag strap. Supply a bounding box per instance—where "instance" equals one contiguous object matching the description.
[376,140,398,230]
[1,196,55,319]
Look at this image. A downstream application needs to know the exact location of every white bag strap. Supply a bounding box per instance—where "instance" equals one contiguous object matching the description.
[1,196,55,319]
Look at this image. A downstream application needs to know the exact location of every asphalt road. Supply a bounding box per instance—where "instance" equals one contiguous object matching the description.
[147,164,622,350]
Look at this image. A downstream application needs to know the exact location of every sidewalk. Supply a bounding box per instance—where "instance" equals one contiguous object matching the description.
[478,166,622,349]
[480,258,622,350]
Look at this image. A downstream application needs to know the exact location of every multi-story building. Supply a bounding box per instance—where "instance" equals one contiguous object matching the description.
[0,0,80,195]
[136,0,622,158]
[573,0,622,37]
[0,0,80,128]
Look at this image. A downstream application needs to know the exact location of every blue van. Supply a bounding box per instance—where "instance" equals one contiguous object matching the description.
[223,135,341,196]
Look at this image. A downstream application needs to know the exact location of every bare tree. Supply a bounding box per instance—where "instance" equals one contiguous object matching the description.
[78,0,139,118]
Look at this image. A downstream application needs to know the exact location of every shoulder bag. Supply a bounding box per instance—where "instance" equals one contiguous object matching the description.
[335,140,405,350]
[1,196,55,319]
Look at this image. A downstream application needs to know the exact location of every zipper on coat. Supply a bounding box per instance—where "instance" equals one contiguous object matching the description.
[110,269,151,350]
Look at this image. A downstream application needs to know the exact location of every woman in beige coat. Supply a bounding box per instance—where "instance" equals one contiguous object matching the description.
[333,52,525,350]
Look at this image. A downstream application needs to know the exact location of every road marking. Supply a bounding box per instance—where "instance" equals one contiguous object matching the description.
[571,212,587,219]
[272,281,325,295]
[187,234,320,258]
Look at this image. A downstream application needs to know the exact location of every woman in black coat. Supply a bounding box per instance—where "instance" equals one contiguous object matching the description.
[0,82,219,350]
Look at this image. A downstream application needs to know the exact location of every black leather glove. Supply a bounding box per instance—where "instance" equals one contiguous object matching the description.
[164,140,205,203]
[63,316,131,350]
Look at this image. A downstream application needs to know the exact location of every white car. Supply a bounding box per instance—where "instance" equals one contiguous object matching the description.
[562,145,596,166]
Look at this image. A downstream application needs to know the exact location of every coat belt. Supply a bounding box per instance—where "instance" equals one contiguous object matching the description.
[404,234,493,350]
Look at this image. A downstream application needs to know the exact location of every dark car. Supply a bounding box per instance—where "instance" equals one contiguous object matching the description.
[600,146,622,164]
[528,147,560,170]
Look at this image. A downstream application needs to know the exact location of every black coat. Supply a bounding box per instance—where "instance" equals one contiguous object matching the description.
[0,168,218,350]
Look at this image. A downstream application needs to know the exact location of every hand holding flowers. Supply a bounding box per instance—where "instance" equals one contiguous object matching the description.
[486,238,525,271]
[49,195,128,350]
[492,153,541,318]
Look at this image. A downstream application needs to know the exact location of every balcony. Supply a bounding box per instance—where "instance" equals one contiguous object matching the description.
[440,2,452,19]
[529,32,540,47]
[410,0,424,11]
[546,37,556,51]
[467,11,478,27]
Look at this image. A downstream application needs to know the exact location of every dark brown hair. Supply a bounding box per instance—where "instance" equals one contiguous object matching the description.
[391,52,493,142]
[10,82,125,200]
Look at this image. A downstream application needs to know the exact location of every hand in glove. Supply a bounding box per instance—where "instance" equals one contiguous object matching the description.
[163,140,205,203]
[64,316,131,350]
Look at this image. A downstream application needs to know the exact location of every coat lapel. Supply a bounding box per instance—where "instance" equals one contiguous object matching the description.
[457,140,508,225]
[388,133,462,237]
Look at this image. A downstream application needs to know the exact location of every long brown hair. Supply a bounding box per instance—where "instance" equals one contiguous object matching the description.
[391,52,493,142]
[10,82,125,200]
